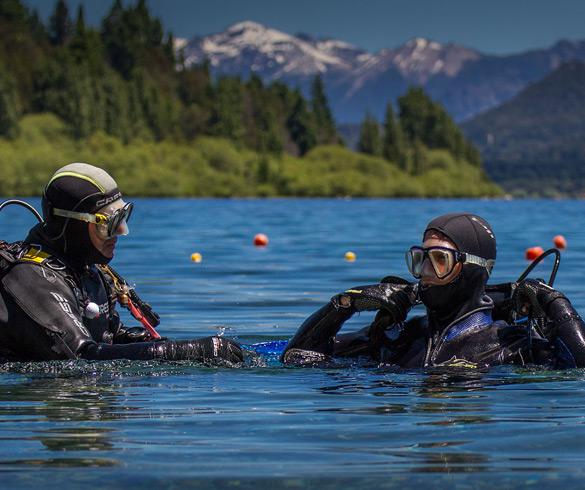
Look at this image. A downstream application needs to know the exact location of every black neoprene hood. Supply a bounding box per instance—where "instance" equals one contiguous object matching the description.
[36,162,124,267]
[42,163,121,218]
[424,212,496,260]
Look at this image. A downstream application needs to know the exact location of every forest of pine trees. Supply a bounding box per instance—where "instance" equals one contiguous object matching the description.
[0,0,339,155]
[0,0,499,197]
[357,87,481,176]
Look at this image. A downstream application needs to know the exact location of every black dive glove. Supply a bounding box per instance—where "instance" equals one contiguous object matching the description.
[512,279,567,338]
[152,336,244,363]
[513,279,566,318]
[332,276,418,323]
[113,325,166,343]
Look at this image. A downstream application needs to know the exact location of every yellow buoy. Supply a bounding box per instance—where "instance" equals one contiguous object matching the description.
[344,251,356,262]
[190,252,202,263]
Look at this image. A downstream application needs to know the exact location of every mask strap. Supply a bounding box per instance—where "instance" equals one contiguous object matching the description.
[462,253,495,275]
[53,208,108,225]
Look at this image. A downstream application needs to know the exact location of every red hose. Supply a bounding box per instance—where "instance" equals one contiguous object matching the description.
[127,297,161,339]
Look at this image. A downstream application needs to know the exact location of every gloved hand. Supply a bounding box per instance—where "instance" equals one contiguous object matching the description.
[153,336,244,364]
[512,279,566,318]
[113,325,166,343]
[332,276,418,324]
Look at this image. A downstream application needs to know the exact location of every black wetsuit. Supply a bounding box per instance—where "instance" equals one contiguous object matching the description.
[282,277,585,369]
[283,212,585,370]
[0,226,242,363]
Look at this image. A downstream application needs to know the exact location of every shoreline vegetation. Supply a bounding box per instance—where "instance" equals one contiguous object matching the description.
[0,0,501,198]
[0,114,501,198]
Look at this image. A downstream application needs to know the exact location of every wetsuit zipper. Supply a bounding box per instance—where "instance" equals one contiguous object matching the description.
[424,306,493,367]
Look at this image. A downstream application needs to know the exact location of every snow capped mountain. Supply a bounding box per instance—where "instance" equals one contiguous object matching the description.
[179,22,585,122]
[181,21,472,83]
[387,38,480,83]
[182,21,363,78]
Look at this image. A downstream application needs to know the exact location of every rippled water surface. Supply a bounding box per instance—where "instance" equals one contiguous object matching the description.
[2,198,585,489]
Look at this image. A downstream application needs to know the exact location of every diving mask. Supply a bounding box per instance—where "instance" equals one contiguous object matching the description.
[406,246,494,280]
[53,201,133,240]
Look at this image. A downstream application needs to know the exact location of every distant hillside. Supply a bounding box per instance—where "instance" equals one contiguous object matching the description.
[463,61,585,196]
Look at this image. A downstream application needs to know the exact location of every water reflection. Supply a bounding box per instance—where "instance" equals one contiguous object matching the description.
[0,375,127,455]
[0,376,131,422]
[312,367,582,475]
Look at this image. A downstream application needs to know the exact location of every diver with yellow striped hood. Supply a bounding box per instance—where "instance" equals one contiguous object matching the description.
[0,163,243,363]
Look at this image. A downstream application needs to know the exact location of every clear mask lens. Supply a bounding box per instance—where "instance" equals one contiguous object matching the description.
[406,246,457,279]
[427,248,455,279]
[406,247,425,278]
[96,202,133,239]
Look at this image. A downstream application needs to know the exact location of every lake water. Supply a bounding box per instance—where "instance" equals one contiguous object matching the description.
[2,198,585,489]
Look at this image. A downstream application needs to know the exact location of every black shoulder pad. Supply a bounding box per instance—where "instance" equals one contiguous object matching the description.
[1,262,93,355]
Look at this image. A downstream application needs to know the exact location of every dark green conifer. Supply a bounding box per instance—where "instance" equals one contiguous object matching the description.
[49,0,73,46]
[311,75,337,144]
[398,86,431,143]
[210,77,245,144]
[358,113,381,156]
[164,33,175,63]
[286,90,316,156]
[0,0,29,24]
[28,8,48,41]
[0,71,20,138]
[382,101,406,167]
[411,139,426,175]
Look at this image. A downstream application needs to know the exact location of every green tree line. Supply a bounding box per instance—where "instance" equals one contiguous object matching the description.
[0,0,498,197]
[0,0,339,154]
[357,87,481,175]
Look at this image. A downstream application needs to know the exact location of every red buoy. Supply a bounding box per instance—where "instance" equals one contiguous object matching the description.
[553,235,567,250]
[525,246,544,261]
[253,233,269,247]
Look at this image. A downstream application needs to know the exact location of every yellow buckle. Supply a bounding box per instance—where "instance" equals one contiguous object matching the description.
[94,213,109,225]
[22,246,51,264]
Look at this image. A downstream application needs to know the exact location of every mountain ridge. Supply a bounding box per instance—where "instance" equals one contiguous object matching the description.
[179,21,585,123]
[463,61,585,196]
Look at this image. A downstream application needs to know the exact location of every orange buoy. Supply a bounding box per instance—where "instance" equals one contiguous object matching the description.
[253,233,269,247]
[190,252,202,263]
[525,246,544,261]
[344,251,356,262]
[553,235,567,250]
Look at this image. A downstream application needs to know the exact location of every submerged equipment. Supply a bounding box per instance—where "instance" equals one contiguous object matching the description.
[0,198,160,338]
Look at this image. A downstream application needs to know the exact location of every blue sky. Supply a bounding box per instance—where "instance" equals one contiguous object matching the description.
[24,0,585,55]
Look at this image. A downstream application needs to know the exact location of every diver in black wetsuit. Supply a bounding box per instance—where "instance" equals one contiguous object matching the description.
[0,163,242,363]
[282,212,585,369]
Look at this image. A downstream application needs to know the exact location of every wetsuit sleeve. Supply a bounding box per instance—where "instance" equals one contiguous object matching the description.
[79,336,243,363]
[281,301,355,359]
[282,281,417,363]
[333,325,371,357]
[546,298,585,367]
[1,263,94,358]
